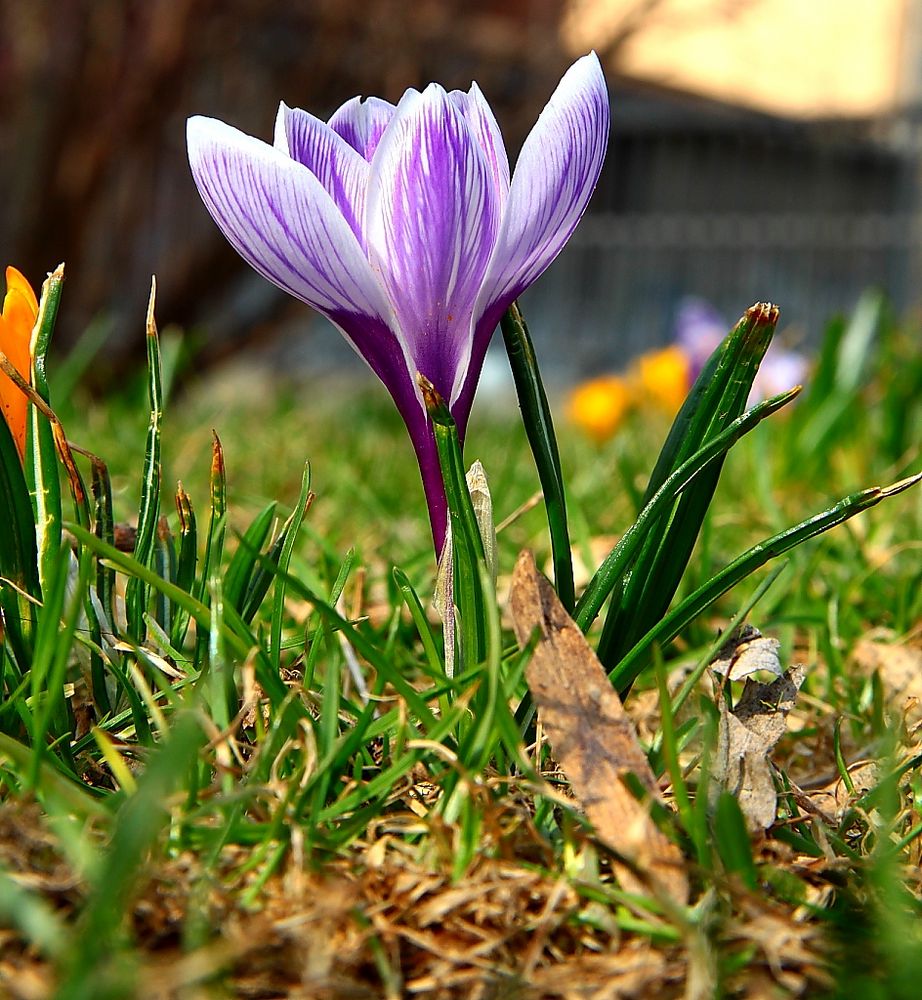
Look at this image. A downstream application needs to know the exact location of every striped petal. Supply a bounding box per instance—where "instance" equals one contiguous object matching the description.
[273,103,370,242]
[187,116,411,389]
[454,53,609,421]
[449,83,510,209]
[476,52,608,315]
[365,84,500,403]
[328,95,397,161]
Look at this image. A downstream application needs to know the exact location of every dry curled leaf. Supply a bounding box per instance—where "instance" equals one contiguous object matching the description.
[713,664,806,832]
[509,550,688,904]
[711,624,784,681]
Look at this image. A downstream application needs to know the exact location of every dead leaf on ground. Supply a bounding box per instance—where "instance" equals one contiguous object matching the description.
[713,664,806,832]
[800,760,880,825]
[711,625,784,682]
[509,550,688,904]
[853,633,922,723]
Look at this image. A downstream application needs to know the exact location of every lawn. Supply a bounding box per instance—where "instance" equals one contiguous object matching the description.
[1,280,921,999]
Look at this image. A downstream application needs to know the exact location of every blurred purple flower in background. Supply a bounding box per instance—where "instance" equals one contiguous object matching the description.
[675,296,809,404]
[675,297,725,377]
[187,53,609,550]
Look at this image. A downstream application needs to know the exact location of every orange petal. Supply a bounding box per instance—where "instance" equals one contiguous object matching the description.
[0,267,37,460]
[634,346,692,415]
[567,375,633,443]
[4,266,39,320]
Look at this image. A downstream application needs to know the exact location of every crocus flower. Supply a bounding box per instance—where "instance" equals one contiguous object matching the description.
[632,345,691,415]
[187,54,609,551]
[567,374,632,443]
[674,297,725,376]
[0,267,38,461]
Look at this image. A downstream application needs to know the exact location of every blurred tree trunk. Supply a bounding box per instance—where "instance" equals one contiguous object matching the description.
[0,0,567,377]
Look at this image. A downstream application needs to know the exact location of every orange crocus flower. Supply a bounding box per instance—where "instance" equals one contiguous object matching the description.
[0,266,39,460]
[566,374,633,444]
[632,345,692,416]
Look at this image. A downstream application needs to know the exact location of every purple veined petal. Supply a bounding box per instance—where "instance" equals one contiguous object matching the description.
[448,82,510,208]
[187,115,419,392]
[477,52,608,311]
[453,52,610,420]
[365,84,501,405]
[273,103,370,243]
[328,95,397,160]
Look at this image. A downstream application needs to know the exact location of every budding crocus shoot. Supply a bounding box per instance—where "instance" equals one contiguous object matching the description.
[675,296,808,406]
[0,267,38,461]
[187,54,609,551]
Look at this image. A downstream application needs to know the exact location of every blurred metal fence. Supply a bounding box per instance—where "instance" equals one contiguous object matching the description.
[520,208,916,380]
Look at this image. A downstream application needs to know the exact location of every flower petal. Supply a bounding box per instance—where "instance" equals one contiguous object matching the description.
[452,53,609,425]
[273,103,369,242]
[4,267,38,319]
[476,53,608,313]
[0,269,36,460]
[365,85,500,402]
[449,82,510,208]
[328,95,397,160]
[187,115,413,388]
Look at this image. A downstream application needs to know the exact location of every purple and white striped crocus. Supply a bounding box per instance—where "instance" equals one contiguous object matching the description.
[187,54,609,551]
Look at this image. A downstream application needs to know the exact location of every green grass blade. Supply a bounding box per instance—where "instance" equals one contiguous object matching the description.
[224,501,277,612]
[28,545,89,779]
[501,301,574,612]
[261,555,441,731]
[86,451,116,627]
[238,501,303,626]
[194,432,227,668]
[270,463,311,672]
[125,281,163,641]
[443,561,505,823]
[393,566,444,677]
[795,291,883,459]
[714,792,759,890]
[642,304,778,503]
[26,264,65,597]
[58,711,204,998]
[79,452,115,716]
[152,515,174,632]
[170,482,198,648]
[68,522,214,644]
[0,732,108,818]
[0,406,39,665]
[421,375,490,672]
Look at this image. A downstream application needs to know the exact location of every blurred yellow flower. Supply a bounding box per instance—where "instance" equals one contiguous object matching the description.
[0,266,39,460]
[567,374,632,443]
[633,345,691,415]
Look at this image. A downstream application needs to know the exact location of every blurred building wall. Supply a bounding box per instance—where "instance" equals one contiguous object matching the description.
[563,0,908,117]
[518,0,922,382]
